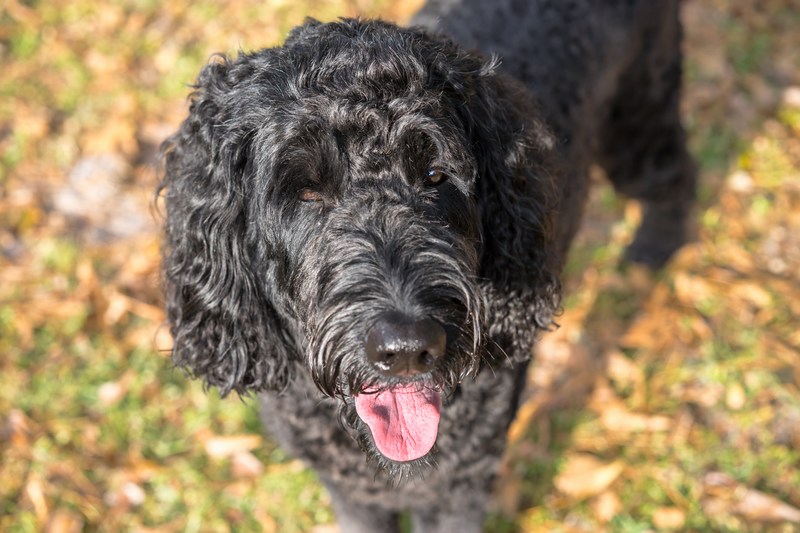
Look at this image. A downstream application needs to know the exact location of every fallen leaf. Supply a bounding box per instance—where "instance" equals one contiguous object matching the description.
[601,405,671,433]
[728,170,755,193]
[97,371,134,407]
[653,506,686,529]
[784,86,800,108]
[46,508,84,533]
[703,472,800,523]
[6,409,32,449]
[731,282,772,309]
[204,435,263,459]
[232,451,265,478]
[554,454,624,500]
[24,472,48,522]
[591,491,622,523]
[606,350,643,391]
[673,272,714,308]
[725,383,747,411]
[734,488,800,523]
[105,481,146,508]
[310,526,339,533]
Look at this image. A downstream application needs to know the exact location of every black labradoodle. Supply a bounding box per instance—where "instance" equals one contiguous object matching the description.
[159,0,696,530]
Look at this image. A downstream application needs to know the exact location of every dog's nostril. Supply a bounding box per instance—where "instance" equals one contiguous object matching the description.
[419,351,435,367]
[365,312,446,376]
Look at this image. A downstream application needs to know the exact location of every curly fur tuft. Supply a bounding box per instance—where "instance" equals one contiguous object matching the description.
[159,56,297,396]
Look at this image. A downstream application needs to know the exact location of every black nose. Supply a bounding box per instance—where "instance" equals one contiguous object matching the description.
[365,312,447,376]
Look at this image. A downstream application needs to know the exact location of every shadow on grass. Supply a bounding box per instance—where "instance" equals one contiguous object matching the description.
[488,1,800,527]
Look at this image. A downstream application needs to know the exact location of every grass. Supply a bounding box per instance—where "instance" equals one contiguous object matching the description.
[2,0,800,531]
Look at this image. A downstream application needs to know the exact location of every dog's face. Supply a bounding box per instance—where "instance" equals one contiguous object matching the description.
[161,19,561,467]
[263,102,484,461]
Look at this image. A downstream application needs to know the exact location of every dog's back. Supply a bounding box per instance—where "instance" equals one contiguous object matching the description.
[415,0,694,264]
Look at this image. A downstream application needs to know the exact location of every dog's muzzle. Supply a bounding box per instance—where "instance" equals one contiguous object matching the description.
[355,311,447,462]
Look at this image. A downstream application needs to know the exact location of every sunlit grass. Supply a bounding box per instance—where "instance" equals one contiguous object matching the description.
[2,0,800,530]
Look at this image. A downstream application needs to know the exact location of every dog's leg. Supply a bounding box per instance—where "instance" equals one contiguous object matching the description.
[325,482,400,533]
[612,123,696,269]
[598,0,697,268]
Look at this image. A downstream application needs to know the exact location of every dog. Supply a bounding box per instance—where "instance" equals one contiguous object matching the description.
[159,0,696,530]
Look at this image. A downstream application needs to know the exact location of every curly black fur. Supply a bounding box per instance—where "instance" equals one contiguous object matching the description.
[159,1,696,530]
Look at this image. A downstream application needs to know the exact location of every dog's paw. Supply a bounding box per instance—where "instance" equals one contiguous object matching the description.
[623,205,690,269]
[623,235,684,269]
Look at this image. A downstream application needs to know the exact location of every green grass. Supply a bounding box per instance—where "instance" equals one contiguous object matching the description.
[2,0,800,530]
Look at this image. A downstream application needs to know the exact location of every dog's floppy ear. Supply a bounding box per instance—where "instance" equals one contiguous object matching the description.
[159,55,294,396]
[464,62,563,362]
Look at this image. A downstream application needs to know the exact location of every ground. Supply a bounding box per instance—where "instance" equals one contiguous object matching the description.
[1,0,799,531]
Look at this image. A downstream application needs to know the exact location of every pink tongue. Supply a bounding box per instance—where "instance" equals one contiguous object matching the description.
[354,385,441,462]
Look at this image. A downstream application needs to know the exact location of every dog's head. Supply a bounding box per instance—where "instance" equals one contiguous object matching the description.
[160,18,561,466]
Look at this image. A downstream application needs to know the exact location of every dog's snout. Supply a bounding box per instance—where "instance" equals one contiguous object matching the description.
[365,312,446,376]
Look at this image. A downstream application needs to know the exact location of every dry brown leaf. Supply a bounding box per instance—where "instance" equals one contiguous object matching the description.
[9,307,34,347]
[47,462,102,502]
[126,458,162,482]
[606,350,643,391]
[703,472,800,523]
[734,488,800,523]
[591,491,622,523]
[728,170,756,193]
[6,409,32,449]
[619,309,676,352]
[46,508,84,533]
[105,481,146,509]
[203,435,263,459]
[153,325,174,356]
[97,371,134,407]
[554,454,624,500]
[102,290,164,325]
[673,272,714,307]
[232,451,265,478]
[600,405,671,434]
[507,397,546,446]
[223,480,255,500]
[725,383,747,411]
[653,506,686,530]
[310,526,340,533]
[97,382,125,406]
[784,86,800,108]
[683,381,724,408]
[687,315,714,341]
[718,244,757,272]
[702,496,733,522]
[253,509,279,533]
[731,281,773,309]
[24,472,48,522]
[103,290,131,325]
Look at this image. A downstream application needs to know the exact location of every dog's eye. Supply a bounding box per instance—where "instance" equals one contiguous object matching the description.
[299,189,324,203]
[423,168,448,187]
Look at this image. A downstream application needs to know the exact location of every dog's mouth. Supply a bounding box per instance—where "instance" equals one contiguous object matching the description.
[354,383,442,462]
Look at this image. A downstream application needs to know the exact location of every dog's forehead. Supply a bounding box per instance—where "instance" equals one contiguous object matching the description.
[247,22,479,189]
[273,19,475,109]
[292,96,474,189]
